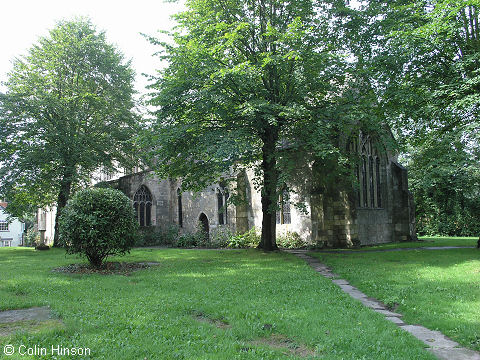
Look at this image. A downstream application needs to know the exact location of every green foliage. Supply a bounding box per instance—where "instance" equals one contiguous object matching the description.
[383,1,480,128]
[227,228,260,248]
[175,232,202,248]
[329,2,480,236]
[405,129,480,236]
[59,188,138,267]
[209,227,234,248]
[0,18,139,243]
[337,1,480,130]
[94,181,116,189]
[23,228,39,247]
[317,236,477,251]
[135,225,180,247]
[135,225,255,249]
[145,0,376,250]
[175,223,209,248]
[135,224,210,248]
[276,231,309,249]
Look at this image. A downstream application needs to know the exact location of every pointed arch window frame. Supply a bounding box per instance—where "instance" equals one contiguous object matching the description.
[354,134,384,209]
[217,185,229,225]
[177,188,183,228]
[133,185,153,227]
[276,188,291,225]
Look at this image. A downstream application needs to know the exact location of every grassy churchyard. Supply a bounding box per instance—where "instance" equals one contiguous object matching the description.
[310,237,480,355]
[0,238,477,359]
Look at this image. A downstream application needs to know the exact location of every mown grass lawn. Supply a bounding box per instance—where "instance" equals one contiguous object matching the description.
[318,236,477,252]
[310,241,480,352]
[0,248,435,359]
[369,236,478,250]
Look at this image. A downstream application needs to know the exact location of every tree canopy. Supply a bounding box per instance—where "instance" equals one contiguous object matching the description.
[145,0,379,249]
[404,128,480,236]
[366,1,480,134]
[343,0,480,236]
[0,18,139,245]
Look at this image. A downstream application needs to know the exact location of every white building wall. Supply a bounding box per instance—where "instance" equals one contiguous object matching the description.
[41,207,56,245]
[0,207,25,247]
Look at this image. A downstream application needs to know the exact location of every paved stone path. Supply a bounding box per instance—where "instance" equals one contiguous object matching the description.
[288,250,480,360]
[0,306,52,323]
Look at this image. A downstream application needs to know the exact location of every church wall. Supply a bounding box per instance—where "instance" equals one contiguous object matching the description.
[235,171,249,234]
[245,169,262,231]
[391,161,413,241]
[356,153,393,245]
[178,185,235,236]
[113,150,414,247]
[286,196,312,242]
[117,171,169,228]
[116,171,235,239]
[356,157,413,245]
[310,133,416,248]
[37,206,56,245]
[311,191,358,248]
[356,209,392,245]
[243,169,313,242]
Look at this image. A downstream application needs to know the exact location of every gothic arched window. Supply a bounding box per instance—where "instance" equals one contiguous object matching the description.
[355,134,384,209]
[217,185,229,225]
[217,190,224,225]
[362,155,368,207]
[276,189,291,224]
[177,188,183,228]
[376,157,382,207]
[369,155,375,207]
[224,190,229,224]
[133,185,152,227]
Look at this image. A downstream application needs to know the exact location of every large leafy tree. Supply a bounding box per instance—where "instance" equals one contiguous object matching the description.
[0,18,139,245]
[367,1,480,235]
[327,1,480,134]
[364,1,480,133]
[146,0,367,250]
[328,1,480,236]
[405,128,480,236]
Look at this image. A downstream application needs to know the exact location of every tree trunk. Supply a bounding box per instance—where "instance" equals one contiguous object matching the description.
[53,165,75,247]
[257,127,279,251]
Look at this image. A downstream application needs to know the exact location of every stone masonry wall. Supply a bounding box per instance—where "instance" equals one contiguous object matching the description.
[117,171,170,228]
[356,155,393,245]
[113,155,414,247]
[356,160,413,245]
[312,191,358,248]
[241,169,313,242]
[391,162,413,242]
[115,171,235,240]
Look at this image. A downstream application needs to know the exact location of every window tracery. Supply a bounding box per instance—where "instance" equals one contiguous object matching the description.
[133,185,152,226]
[177,188,183,228]
[276,188,291,224]
[217,185,229,225]
[350,134,383,209]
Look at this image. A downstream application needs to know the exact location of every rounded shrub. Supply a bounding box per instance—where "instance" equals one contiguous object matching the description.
[59,188,138,267]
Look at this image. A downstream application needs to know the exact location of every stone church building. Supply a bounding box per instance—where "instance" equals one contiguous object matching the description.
[109,133,416,248]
